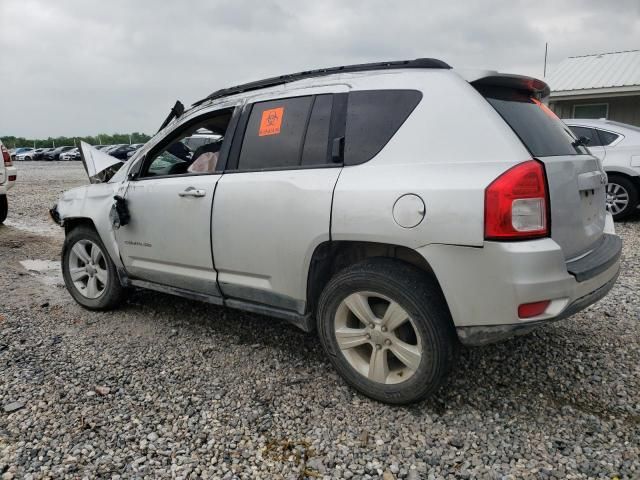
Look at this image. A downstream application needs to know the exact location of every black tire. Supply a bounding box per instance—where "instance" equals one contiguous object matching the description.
[0,195,7,224]
[317,258,457,404]
[62,225,125,310]
[607,174,639,221]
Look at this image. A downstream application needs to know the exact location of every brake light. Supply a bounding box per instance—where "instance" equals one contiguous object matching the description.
[1,145,11,167]
[485,160,549,240]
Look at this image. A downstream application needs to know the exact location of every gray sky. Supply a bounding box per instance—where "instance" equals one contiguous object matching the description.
[1,0,639,138]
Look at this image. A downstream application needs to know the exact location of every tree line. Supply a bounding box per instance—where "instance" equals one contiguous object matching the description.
[1,132,152,149]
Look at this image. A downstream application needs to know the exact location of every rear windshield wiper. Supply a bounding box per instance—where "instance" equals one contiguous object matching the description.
[158,100,185,132]
[572,136,590,148]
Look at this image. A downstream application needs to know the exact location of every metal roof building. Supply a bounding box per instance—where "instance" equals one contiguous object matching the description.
[547,50,640,126]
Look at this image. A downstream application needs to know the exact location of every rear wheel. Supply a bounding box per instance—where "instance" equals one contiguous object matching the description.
[62,226,125,310]
[0,195,7,224]
[317,259,456,404]
[606,175,638,220]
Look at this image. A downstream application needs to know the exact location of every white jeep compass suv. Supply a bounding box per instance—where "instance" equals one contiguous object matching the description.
[0,140,17,223]
[51,59,621,404]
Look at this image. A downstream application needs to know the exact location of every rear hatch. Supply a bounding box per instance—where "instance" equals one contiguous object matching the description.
[473,76,607,260]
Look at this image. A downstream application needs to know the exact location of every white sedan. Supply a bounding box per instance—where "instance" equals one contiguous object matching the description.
[565,118,640,220]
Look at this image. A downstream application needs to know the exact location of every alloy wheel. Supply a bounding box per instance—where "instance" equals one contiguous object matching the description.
[606,182,630,216]
[334,292,423,384]
[68,239,108,299]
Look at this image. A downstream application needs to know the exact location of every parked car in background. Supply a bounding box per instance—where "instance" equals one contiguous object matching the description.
[565,119,640,220]
[107,144,139,160]
[44,146,74,161]
[33,148,54,160]
[16,147,47,161]
[52,59,621,404]
[60,148,81,161]
[10,147,33,162]
[183,132,221,151]
[126,144,145,158]
[0,140,17,223]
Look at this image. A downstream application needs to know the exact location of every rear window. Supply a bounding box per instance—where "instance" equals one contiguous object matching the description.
[569,126,602,147]
[596,129,620,146]
[345,90,422,165]
[479,87,588,157]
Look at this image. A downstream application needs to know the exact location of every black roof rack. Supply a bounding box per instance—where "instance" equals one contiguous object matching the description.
[193,57,450,106]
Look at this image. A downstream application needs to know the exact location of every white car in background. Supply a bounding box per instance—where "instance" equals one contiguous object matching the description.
[565,119,640,220]
[0,140,17,223]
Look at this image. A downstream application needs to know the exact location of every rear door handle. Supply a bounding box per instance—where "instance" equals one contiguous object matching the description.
[178,187,206,198]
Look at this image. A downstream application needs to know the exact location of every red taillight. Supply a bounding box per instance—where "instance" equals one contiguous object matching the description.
[484,160,549,240]
[518,300,551,318]
[1,145,11,167]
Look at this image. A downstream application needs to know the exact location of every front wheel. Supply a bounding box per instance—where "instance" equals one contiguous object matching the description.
[317,259,457,404]
[606,175,639,220]
[0,195,7,224]
[62,226,125,310]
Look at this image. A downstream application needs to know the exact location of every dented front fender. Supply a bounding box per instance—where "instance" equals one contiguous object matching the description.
[52,183,127,277]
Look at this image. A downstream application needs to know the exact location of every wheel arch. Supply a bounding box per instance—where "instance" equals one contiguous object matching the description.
[605,170,640,197]
[306,240,450,318]
[63,216,98,235]
[62,216,128,286]
[605,166,640,181]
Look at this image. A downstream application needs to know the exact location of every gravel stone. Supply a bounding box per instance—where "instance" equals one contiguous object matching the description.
[2,401,25,413]
[1,162,639,479]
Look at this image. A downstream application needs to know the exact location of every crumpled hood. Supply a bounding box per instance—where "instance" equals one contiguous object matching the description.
[79,141,124,183]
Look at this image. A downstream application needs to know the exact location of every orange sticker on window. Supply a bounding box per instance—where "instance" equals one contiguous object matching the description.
[259,107,284,136]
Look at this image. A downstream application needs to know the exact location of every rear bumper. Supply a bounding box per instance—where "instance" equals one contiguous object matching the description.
[417,229,622,346]
[456,270,619,346]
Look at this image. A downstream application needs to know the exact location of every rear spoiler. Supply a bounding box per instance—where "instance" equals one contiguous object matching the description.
[458,70,550,99]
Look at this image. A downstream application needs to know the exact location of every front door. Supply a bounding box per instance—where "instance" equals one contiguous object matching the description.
[116,175,220,294]
[115,105,237,295]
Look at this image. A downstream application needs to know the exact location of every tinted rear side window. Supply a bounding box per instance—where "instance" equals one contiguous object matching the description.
[596,129,620,146]
[569,126,602,147]
[238,96,313,170]
[479,87,588,157]
[345,90,422,165]
[301,95,333,166]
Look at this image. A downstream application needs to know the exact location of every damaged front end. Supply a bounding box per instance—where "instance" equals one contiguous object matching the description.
[49,142,126,227]
[79,141,125,184]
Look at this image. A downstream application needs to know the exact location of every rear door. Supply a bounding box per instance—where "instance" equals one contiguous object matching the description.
[212,92,344,312]
[478,86,607,259]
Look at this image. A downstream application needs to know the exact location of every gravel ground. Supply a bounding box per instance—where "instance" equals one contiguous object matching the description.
[1,162,638,479]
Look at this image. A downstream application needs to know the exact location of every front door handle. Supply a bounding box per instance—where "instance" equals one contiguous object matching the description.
[178,187,206,198]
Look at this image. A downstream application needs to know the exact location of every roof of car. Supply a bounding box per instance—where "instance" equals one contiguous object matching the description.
[193,57,450,106]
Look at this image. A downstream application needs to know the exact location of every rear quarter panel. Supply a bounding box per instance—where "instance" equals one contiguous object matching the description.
[331,70,531,248]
